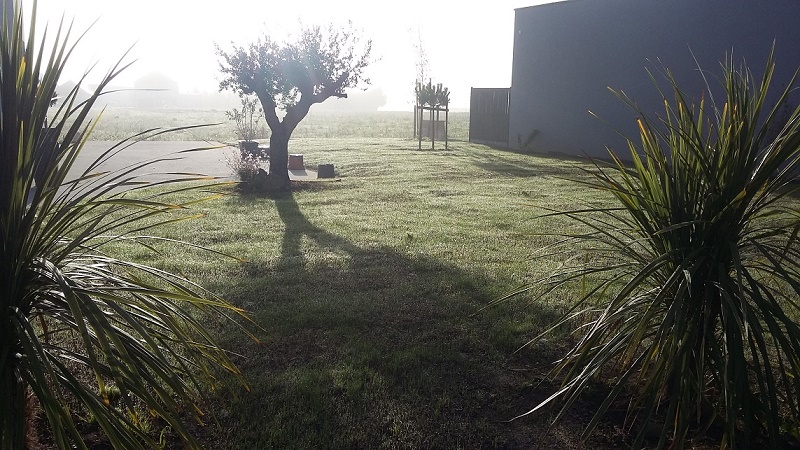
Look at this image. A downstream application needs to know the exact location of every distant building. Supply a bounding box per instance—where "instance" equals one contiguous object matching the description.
[471,0,800,158]
[132,72,180,110]
[56,81,93,105]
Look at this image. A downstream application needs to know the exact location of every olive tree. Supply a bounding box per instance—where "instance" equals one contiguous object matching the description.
[217,23,372,191]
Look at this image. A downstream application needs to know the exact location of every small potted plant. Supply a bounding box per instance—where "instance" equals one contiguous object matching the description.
[226,95,265,157]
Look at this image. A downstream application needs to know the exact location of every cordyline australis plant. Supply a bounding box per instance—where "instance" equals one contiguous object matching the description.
[506,50,800,448]
[0,2,253,449]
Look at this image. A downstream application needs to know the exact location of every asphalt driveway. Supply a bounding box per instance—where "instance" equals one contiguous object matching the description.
[72,140,236,181]
[71,141,319,183]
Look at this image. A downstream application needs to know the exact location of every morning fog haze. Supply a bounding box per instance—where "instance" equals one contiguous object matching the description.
[33,0,559,111]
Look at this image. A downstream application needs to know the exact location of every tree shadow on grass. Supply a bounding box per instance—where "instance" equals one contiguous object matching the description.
[273,190,360,271]
[199,189,628,450]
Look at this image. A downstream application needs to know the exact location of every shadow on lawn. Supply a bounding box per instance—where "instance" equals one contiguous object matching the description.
[274,190,360,270]
[200,191,625,449]
[464,148,598,181]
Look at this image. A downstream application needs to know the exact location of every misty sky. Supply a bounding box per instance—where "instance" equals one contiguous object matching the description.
[34,0,560,110]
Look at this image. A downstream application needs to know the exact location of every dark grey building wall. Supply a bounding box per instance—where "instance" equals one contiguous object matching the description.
[509,0,800,159]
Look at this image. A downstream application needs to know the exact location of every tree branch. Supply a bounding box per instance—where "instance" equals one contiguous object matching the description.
[312,71,350,104]
[253,83,281,133]
[283,97,313,135]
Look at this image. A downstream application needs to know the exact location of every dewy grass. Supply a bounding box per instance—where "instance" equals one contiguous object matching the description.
[112,138,627,448]
[81,108,471,143]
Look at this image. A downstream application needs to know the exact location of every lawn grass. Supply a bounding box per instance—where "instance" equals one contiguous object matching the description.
[86,108,470,143]
[108,137,635,449]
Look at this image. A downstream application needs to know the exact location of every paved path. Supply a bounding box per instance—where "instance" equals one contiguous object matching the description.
[74,141,234,180]
[73,141,317,181]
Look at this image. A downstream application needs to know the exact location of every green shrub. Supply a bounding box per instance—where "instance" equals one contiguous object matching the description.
[225,147,265,182]
[517,50,800,448]
[0,2,250,449]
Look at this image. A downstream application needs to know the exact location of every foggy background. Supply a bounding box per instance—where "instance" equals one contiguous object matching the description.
[33,0,561,112]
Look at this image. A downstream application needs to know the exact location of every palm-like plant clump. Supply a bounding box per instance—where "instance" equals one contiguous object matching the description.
[520,51,800,448]
[1,2,250,449]
[415,80,450,108]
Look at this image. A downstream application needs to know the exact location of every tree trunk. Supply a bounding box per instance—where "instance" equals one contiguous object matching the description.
[267,131,291,191]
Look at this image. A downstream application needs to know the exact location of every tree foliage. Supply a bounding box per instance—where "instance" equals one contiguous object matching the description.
[217,22,372,136]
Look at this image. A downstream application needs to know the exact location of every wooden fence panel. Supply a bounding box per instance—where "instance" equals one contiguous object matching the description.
[469,88,510,147]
